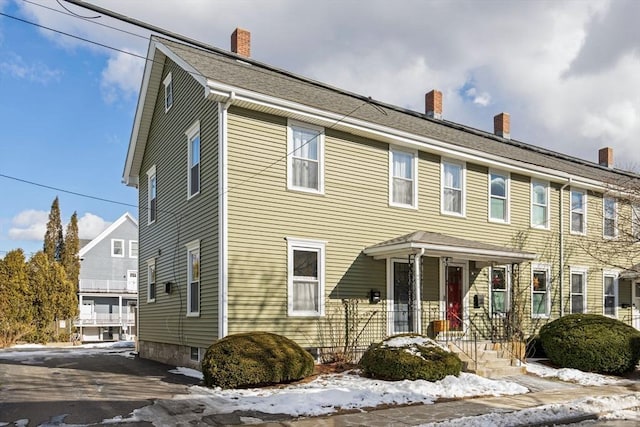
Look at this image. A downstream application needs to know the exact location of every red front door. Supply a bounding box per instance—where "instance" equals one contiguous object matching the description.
[446,266,463,331]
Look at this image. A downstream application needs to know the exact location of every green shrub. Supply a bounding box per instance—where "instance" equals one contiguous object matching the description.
[359,334,462,381]
[539,314,640,375]
[201,332,315,389]
[526,335,546,359]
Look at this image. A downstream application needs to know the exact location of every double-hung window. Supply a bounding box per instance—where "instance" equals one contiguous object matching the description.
[163,72,173,112]
[147,259,156,303]
[442,160,465,216]
[287,238,325,317]
[390,147,417,208]
[531,180,549,229]
[603,197,617,238]
[532,264,550,318]
[186,240,200,316]
[570,189,586,234]
[186,121,200,198]
[287,120,324,194]
[490,266,508,315]
[129,241,138,258]
[111,239,124,257]
[147,165,157,224]
[570,267,587,314]
[489,171,509,223]
[603,271,618,317]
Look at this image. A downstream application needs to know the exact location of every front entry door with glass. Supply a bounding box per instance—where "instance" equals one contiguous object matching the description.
[393,260,415,333]
[446,265,463,331]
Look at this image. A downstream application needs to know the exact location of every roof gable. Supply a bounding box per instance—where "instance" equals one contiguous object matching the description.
[78,212,138,257]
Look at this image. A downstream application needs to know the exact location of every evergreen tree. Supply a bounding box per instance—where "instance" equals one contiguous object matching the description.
[28,251,57,343]
[43,197,64,262]
[61,212,80,291]
[0,249,34,347]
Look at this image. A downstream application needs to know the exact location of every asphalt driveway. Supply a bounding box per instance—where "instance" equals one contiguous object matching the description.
[0,346,200,426]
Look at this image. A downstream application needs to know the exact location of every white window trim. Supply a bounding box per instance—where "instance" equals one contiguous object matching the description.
[388,146,419,209]
[286,119,324,195]
[441,159,466,217]
[633,204,640,242]
[129,240,138,259]
[531,263,551,319]
[489,265,510,315]
[531,180,550,230]
[186,121,201,200]
[146,258,156,303]
[570,188,587,235]
[570,266,588,314]
[147,165,157,225]
[286,237,326,317]
[488,170,510,224]
[111,239,125,258]
[603,197,618,239]
[186,239,201,317]
[163,72,173,112]
[603,270,619,317]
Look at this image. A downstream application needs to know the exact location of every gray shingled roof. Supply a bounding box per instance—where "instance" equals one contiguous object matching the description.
[156,36,638,185]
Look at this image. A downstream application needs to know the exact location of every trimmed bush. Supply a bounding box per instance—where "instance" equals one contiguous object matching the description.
[539,314,640,375]
[201,331,315,389]
[359,334,462,381]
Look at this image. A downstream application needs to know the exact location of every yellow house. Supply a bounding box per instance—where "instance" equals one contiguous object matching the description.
[123,29,640,369]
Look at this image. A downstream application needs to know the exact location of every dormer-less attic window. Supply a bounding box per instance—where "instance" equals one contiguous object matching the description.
[164,72,173,112]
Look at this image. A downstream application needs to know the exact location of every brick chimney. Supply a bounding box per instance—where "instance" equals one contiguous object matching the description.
[425,90,442,119]
[494,112,510,139]
[231,28,251,57]
[599,147,614,168]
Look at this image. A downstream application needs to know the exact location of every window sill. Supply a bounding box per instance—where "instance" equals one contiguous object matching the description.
[531,314,550,319]
[147,299,156,303]
[287,186,324,196]
[288,312,324,317]
[187,191,201,201]
[488,218,510,225]
[441,211,466,218]
[186,313,200,318]
[530,224,550,231]
[389,202,418,210]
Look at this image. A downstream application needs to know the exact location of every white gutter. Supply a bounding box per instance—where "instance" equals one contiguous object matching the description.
[364,242,537,262]
[559,179,572,317]
[204,80,610,191]
[218,91,235,339]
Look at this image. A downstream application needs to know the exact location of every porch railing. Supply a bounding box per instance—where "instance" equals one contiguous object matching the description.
[74,312,135,326]
[79,279,137,294]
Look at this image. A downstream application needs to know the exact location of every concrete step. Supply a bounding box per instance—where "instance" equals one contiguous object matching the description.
[471,365,526,378]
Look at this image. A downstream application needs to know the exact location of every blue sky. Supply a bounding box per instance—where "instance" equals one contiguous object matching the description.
[2,0,640,257]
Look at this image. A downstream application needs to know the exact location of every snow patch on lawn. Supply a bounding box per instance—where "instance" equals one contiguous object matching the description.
[169,367,204,380]
[525,361,629,386]
[382,335,449,351]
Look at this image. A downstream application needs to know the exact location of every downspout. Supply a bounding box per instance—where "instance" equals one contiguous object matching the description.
[218,91,235,339]
[559,178,572,317]
[414,248,425,333]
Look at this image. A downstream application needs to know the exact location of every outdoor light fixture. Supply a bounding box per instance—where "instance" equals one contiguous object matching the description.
[165,282,172,294]
[369,290,381,304]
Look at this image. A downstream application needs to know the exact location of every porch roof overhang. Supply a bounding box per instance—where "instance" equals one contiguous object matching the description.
[620,264,640,280]
[363,231,537,264]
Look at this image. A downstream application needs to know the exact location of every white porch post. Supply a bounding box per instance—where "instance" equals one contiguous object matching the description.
[414,249,424,334]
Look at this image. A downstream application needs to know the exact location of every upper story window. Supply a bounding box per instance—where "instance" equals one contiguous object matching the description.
[186,240,200,316]
[489,171,509,223]
[490,266,508,315]
[129,241,138,258]
[633,204,640,241]
[163,72,173,112]
[287,120,324,194]
[441,160,465,216]
[603,271,618,317]
[389,147,418,208]
[532,264,550,318]
[147,165,157,225]
[570,189,587,235]
[531,180,549,229]
[287,238,325,317]
[570,267,587,314]
[603,197,617,238]
[147,259,156,303]
[111,239,124,257]
[186,121,201,198]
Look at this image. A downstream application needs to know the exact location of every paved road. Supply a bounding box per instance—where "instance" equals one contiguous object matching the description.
[0,347,199,426]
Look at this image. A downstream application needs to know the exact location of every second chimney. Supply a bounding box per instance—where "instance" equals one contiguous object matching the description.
[599,147,614,168]
[231,28,251,57]
[425,90,442,119]
[494,112,510,139]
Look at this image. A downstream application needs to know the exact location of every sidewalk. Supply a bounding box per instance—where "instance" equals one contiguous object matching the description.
[255,377,640,427]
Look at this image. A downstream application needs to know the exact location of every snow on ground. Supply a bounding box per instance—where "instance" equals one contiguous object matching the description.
[419,393,640,426]
[525,360,630,386]
[0,341,135,364]
[169,366,204,380]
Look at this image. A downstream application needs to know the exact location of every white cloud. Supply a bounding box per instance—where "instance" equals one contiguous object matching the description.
[100,50,145,103]
[7,210,111,242]
[77,213,111,240]
[0,53,62,84]
[8,210,48,241]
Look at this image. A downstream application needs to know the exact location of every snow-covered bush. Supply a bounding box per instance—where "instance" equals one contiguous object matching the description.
[359,334,462,381]
[201,332,314,389]
[539,314,640,375]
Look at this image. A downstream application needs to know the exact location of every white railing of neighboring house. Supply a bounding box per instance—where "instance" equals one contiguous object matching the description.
[79,279,137,293]
[74,311,136,327]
